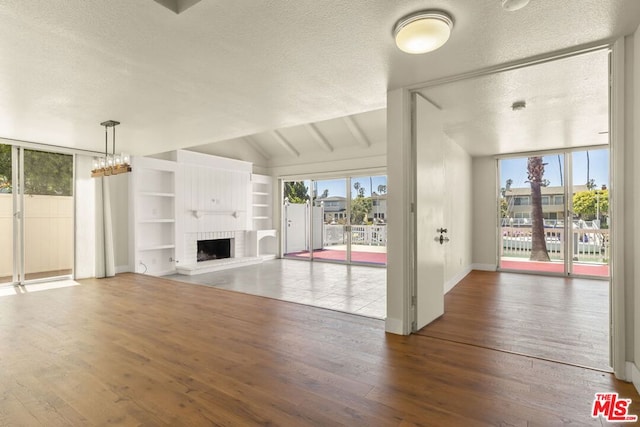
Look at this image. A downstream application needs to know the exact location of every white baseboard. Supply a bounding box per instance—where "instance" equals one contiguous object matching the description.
[385,317,406,335]
[626,362,640,394]
[472,263,497,271]
[445,265,472,294]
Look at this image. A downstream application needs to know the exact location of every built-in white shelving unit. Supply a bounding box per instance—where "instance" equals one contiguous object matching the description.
[130,156,178,276]
[250,173,277,259]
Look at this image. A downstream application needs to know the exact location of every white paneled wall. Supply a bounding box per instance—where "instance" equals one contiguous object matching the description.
[180,165,250,233]
[170,150,255,266]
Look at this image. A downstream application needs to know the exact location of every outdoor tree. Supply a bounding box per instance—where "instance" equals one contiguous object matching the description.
[573,189,609,223]
[23,150,73,195]
[0,146,72,195]
[351,196,372,224]
[353,181,361,195]
[0,144,11,192]
[500,178,513,220]
[284,181,309,204]
[527,156,550,262]
[377,184,387,194]
[321,189,329,198]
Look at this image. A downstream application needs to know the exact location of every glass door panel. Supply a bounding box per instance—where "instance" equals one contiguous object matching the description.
[570,149,609,277]
[499,154,566,274]
[312,178,347,263]
[282,180,312,259]
[0,144,13,285]
[22,149,74,281]
[350,175,387,265]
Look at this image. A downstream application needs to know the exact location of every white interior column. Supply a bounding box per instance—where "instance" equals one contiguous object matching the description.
[386,88,413,335]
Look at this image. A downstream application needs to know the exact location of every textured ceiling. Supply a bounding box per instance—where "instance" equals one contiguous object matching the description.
[0,0,638,159]
[418,49,610,156]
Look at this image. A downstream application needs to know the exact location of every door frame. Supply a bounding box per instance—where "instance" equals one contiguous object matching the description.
[393,39,625,379]
[2,143,76,285]
[279,171,387,266]
[496,145,610,278]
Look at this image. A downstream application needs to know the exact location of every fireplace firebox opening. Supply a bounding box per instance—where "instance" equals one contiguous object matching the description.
[197,238,233,262]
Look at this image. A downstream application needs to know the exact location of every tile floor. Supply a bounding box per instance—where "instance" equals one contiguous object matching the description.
[165,259,386,319]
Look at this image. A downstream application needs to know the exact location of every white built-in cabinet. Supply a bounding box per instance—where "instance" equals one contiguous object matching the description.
[130,156,177,276]
[130,151,277,274]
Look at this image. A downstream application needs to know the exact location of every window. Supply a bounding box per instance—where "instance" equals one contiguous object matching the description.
[514,196,530,206]
[553,195,564,205]
[541,196,550,205]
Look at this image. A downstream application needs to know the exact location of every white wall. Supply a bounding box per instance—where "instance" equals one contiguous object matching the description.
[443,138,473,292]
[385,88,412,334]
[626,27,640,387]
[471,156,498,270]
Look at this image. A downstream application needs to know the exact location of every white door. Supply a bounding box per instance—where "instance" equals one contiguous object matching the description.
[284,202,308,254]
[414,94,446,331]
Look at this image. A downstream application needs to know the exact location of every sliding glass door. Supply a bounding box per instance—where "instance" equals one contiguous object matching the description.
[0,144,74,285]
[0,144,14,285]
[282,174,387,266]
[499,148,609,277]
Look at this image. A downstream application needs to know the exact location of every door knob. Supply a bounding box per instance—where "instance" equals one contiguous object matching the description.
[436,235,450,245]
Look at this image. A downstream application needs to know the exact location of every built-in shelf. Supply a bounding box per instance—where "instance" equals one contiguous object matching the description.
[140,191,175,197]
[251,173,273,232]
[132,156,178,276]
[138,244,175,251]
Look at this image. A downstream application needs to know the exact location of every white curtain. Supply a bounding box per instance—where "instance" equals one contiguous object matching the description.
[95,176,116,278]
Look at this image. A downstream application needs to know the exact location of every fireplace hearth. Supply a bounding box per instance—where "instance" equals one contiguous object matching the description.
[197,238,232,262]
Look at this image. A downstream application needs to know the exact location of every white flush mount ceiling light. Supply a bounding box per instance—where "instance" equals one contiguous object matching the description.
[502,0,530,12]
[394,10,454,54]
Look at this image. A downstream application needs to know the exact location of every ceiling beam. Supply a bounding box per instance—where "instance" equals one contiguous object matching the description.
[343,116,370,147]
[271,131,300,157]
[304,124,334,152]
[242,136,271,160]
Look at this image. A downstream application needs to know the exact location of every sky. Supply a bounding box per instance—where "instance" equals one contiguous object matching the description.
[500,148,609,190]
[306,175,388,198]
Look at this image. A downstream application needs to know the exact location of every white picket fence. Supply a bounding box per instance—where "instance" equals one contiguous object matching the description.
[501,226,609,262]
[323,225,387,247]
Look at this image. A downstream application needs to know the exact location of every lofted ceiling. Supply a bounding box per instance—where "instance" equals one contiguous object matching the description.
[0,0,638,163]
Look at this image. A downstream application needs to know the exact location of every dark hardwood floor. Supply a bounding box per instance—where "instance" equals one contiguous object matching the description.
[0,272,636,426]
[417,270,610,371]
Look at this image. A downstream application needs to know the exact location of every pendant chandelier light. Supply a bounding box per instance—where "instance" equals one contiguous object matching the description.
[91,120,131,178]
[393,10,453,54]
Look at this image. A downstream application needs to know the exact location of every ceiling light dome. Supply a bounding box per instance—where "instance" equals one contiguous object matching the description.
[394,10,453,54]
[502,0,530,12]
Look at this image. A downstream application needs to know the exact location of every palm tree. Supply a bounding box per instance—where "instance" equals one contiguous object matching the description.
[353,181,361,197]
[527,157,551,262]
